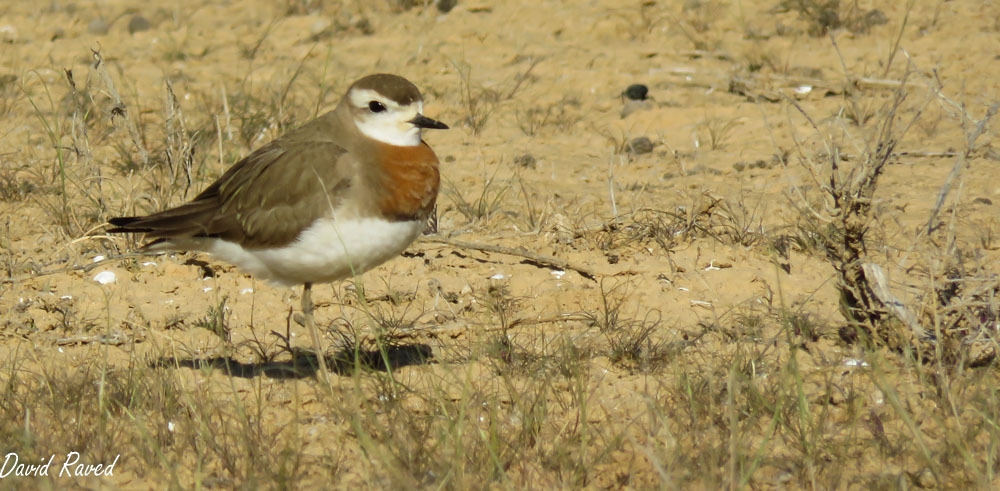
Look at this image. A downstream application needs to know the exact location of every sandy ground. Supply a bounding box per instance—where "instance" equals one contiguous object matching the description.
[1,0,999,488]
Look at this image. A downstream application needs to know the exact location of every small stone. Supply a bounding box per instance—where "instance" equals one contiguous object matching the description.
[0,74,17,89]
[913,468,934,488]
[127,15,151,34]
[0,25,17,42]
[863,9,888,28]
[626,136,654,155]
[88,18,110,35]
[622,84,648,101]
[93,270,116,285]
[973,197,993,206]
[437,0,458,13]
[354,17,374,35]
[514,153,537,169]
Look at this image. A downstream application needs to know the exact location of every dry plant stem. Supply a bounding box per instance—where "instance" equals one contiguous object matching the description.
[92,49,149,166]
[0,252,148,284]
[302,282,332,384]
[784,60,922,342]
[924,102,999,234]
[882,0,915,79]
[63,70,94,165]
[165,80,196,197]
[608,152,619,220]
[422,236,597,280]
[369,314,594,340]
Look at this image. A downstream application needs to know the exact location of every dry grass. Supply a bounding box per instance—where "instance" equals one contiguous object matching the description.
[2,0,1000,488]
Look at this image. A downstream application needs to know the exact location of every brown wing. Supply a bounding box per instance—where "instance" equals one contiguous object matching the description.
[109,119,354,249]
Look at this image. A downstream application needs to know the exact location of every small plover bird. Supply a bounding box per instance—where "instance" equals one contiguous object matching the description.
[108,73,447,361]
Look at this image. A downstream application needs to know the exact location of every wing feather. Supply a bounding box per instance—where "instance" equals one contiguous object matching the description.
[109,115,354,249]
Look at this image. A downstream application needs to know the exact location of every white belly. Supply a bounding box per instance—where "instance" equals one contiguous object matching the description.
[196,218,425,286]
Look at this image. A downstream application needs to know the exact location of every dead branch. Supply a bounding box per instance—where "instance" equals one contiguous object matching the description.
[420,236,597,280]
[924,102,1000,234]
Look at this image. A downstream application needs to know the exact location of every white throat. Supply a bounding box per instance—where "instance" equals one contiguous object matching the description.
[355,119,422,147]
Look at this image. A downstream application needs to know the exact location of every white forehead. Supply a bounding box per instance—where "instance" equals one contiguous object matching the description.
[348,88,422,112]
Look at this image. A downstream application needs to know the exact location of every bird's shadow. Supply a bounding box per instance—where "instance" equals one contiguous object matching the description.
[153,343,433,379]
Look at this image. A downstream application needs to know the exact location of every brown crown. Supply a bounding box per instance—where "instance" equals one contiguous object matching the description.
[350,74,422,106]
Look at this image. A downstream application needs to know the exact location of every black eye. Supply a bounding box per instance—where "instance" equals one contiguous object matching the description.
[368,101,386,113]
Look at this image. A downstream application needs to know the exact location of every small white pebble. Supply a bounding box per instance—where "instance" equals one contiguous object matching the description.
[141,261,157,267]
[677,287,689,292]
[92,255,105,262]
[58,347,64,353]
[843,358,869,367]
[239,288,254,295]
[550,270,566,279]
[794,85,813,95]
[490,273,505,280]
[167,421,176,432]
[690,300,712,307]
[202,287,213,292]
[93,270,116,285]
[60,295,72,300]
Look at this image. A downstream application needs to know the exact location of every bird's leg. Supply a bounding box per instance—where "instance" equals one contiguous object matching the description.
[302,282,331,383]
[301,282,314,319]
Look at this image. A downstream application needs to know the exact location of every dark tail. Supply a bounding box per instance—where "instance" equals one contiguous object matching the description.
[107,216,151,234]
[105,197,220,239]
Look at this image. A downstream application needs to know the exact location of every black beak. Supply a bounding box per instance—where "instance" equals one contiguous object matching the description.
[409,114,449,130]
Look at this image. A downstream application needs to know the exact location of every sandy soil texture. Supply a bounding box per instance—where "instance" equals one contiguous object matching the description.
[1,0,1000,488]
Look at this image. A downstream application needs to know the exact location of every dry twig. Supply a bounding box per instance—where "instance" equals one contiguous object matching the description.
[421,236,597,280]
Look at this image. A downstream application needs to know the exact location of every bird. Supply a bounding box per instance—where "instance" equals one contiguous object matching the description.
[107,73,448,370]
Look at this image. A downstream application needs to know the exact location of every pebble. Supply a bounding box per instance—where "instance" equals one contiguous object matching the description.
[128,15,151,34]
[622,84,648,101]
[0,25,17,42]
[93,270,116,284]
[437,0,458,13]
[514,153,537,169]
[626,136,655,155]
